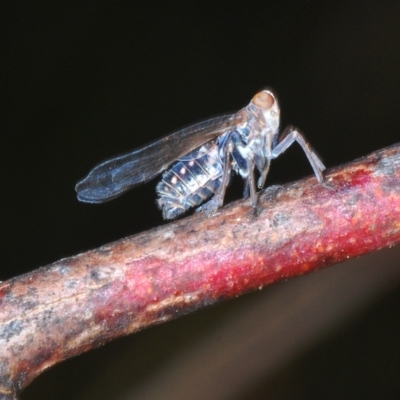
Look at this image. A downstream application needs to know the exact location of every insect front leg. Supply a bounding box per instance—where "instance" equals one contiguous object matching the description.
[271,125,326,183]
[257,132,276,189]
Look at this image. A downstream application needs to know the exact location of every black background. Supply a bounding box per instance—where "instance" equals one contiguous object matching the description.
[1,1,400,399]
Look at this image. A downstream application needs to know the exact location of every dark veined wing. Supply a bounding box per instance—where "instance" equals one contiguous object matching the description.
[75,113,240,203]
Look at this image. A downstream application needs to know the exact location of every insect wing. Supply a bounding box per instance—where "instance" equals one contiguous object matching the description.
[75,114,239,203]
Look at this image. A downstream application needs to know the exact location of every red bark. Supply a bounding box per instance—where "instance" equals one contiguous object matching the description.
[1,143,400,399]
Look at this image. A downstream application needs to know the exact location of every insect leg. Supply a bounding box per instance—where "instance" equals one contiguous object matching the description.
[243,178,250,198]
[246,159,258,209]
[241,158,260,216]
[257,159,271,189]
[271,125,326,183]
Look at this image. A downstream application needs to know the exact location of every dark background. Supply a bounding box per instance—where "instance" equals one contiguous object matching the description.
[1,1,400,399]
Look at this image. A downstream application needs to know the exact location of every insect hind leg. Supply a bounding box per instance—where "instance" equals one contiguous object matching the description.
[271,125,326,183]
[199,131,260,216]
[198,133,235,215]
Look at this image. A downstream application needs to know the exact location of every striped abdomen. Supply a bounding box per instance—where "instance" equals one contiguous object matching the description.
[156,143,223,219]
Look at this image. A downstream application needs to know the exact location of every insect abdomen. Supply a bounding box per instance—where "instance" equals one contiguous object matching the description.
[156,144,223,219]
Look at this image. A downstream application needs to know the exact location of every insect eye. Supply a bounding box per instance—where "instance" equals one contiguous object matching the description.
[252,90,275,110]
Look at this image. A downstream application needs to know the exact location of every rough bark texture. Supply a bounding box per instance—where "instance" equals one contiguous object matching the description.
[1,143,400,399]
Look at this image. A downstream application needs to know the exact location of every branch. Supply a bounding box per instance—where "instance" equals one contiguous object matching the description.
[1,143,400,399]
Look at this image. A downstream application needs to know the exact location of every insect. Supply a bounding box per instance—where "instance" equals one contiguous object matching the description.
[75,89,325,219]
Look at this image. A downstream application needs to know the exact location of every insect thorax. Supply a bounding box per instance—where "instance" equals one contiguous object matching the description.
[229,106,272,179]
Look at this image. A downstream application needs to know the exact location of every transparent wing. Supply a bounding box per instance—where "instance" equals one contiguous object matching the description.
[75,113,239,203]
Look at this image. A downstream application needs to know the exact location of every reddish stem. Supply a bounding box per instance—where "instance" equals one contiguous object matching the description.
[1,143,400,399]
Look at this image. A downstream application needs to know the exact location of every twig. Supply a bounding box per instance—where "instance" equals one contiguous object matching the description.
[1,143,400,399]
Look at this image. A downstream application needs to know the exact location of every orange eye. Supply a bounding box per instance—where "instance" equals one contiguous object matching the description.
[252,90,275,110]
